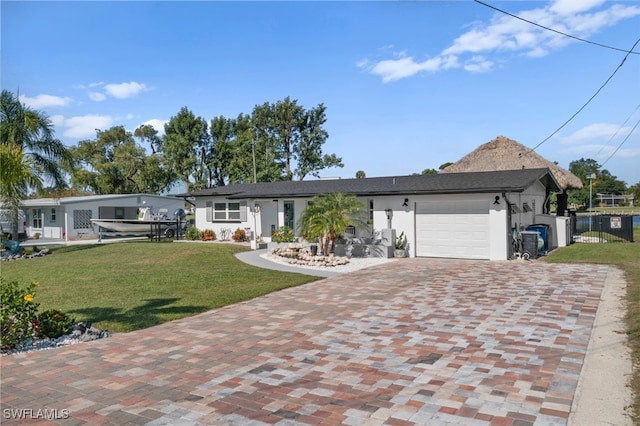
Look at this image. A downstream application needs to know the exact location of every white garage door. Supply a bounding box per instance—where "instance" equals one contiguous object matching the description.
[415,199,490,260]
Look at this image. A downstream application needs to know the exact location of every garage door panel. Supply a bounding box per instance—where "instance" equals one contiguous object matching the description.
[416,200,489,260]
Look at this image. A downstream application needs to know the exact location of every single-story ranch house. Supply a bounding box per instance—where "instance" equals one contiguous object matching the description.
[181,167,570,260]
[14,194,184,241]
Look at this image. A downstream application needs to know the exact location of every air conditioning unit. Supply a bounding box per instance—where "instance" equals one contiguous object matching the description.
[520,231,540,259]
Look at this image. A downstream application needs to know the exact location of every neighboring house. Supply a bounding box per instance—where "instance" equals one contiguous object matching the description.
[597,193,634,207]
[13,194,184,241]
[180,168,566,260]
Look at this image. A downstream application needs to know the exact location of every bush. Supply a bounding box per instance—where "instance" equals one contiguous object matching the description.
[219,227,232,241]
[232,227,249,242]
[185,226,200,241]
[36,309,76,339]
[200,229,216,241]
[271,225,295,243]
[0,278,40,348]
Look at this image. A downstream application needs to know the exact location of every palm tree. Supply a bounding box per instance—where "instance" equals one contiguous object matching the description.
[0,90,71,239]
[297,192,368,256]
[0,144,41,237]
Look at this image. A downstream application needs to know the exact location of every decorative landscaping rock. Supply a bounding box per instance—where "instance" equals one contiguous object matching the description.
[0,247,51,261]
[269,247,350,268]
[1,323,110,356]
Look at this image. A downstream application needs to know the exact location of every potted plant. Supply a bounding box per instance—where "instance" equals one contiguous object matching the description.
[394,231,407,257]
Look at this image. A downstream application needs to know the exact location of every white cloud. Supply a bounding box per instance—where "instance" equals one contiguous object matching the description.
[88,92,107,102]
[560,143,640,159]
[550,0,607,16]
[362,1,640,82]
[139,118,167,136]
[50,115,65,127]
[19,94,72,108]
[558,122,632,144]
[104,82,148,99]
[463,56,494,73]
[365,54,459,83]
[63,115,114,138]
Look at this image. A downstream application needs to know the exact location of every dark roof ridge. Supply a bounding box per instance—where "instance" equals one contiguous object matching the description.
[179,168,559,199]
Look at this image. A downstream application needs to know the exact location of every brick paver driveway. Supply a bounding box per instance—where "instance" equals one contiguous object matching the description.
[1,259,607,425]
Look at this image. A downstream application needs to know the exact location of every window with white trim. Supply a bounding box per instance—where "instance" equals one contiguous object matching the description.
[32,209,42,228]
[206,201,246,222]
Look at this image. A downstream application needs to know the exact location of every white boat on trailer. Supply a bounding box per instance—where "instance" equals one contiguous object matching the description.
[91,207,185,237]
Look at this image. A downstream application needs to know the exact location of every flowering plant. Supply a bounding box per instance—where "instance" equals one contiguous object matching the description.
[1,279,40,348]
[271,225,295,243]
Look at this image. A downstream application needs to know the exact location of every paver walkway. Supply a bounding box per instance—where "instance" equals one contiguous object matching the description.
[1,259,609,425]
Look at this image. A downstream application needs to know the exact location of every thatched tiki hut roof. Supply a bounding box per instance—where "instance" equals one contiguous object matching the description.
[441,136,583,190]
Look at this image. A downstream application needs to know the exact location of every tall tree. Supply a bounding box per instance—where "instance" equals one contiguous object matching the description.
[568,158,627,208]
[253,97,341,181]
[251,102,282,182]
[134,124,163,155]
[628,182,640,206]
[0,144,41,239]
[162,107,210,191]
[69,126,172,194]
[272,97,304,180]
[0,90,71,188]
[208,115,235,186]
[0,90,70,239]
[294,103,343,180]
[230,113,262,184]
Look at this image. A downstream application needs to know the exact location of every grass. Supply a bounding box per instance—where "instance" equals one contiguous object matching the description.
[545,227,640,422]
[1,242,320,333]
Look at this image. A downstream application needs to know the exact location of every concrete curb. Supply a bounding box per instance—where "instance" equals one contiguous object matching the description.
[568,266,633,425]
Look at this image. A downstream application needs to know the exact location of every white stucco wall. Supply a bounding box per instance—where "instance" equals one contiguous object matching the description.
[193,184,552,261]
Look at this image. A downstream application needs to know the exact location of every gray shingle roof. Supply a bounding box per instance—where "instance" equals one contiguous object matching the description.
[179,168,560,199]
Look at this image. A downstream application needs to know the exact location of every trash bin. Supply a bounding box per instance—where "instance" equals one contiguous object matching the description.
[310,245,318,256]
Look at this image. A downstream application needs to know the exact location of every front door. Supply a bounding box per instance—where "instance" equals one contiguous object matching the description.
[44,207,61,238]
[283,201,294,230]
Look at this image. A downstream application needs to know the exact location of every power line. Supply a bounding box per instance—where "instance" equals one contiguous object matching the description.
[600,117,640,168]
[525,36,640,155]
[473,0,640,55]
[594,103,640,158]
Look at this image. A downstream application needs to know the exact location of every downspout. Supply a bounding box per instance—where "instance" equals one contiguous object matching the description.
[502,192,515,258]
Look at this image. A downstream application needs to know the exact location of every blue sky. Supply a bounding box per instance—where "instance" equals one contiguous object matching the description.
[3,0,640,186]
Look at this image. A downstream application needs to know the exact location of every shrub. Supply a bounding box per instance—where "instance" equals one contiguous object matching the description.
[232,227,249,242]
[271,225,295,243]
[0,278,40,348]
[36,309,76,339]
[219,227,232,241]
[185,226,200,241]
[200,229,216,241]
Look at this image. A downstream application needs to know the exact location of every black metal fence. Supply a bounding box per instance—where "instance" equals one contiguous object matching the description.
[572,214,636,243]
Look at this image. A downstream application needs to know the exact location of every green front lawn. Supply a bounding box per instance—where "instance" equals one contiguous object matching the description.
[1,242,320,333]
[545,228,640,422]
